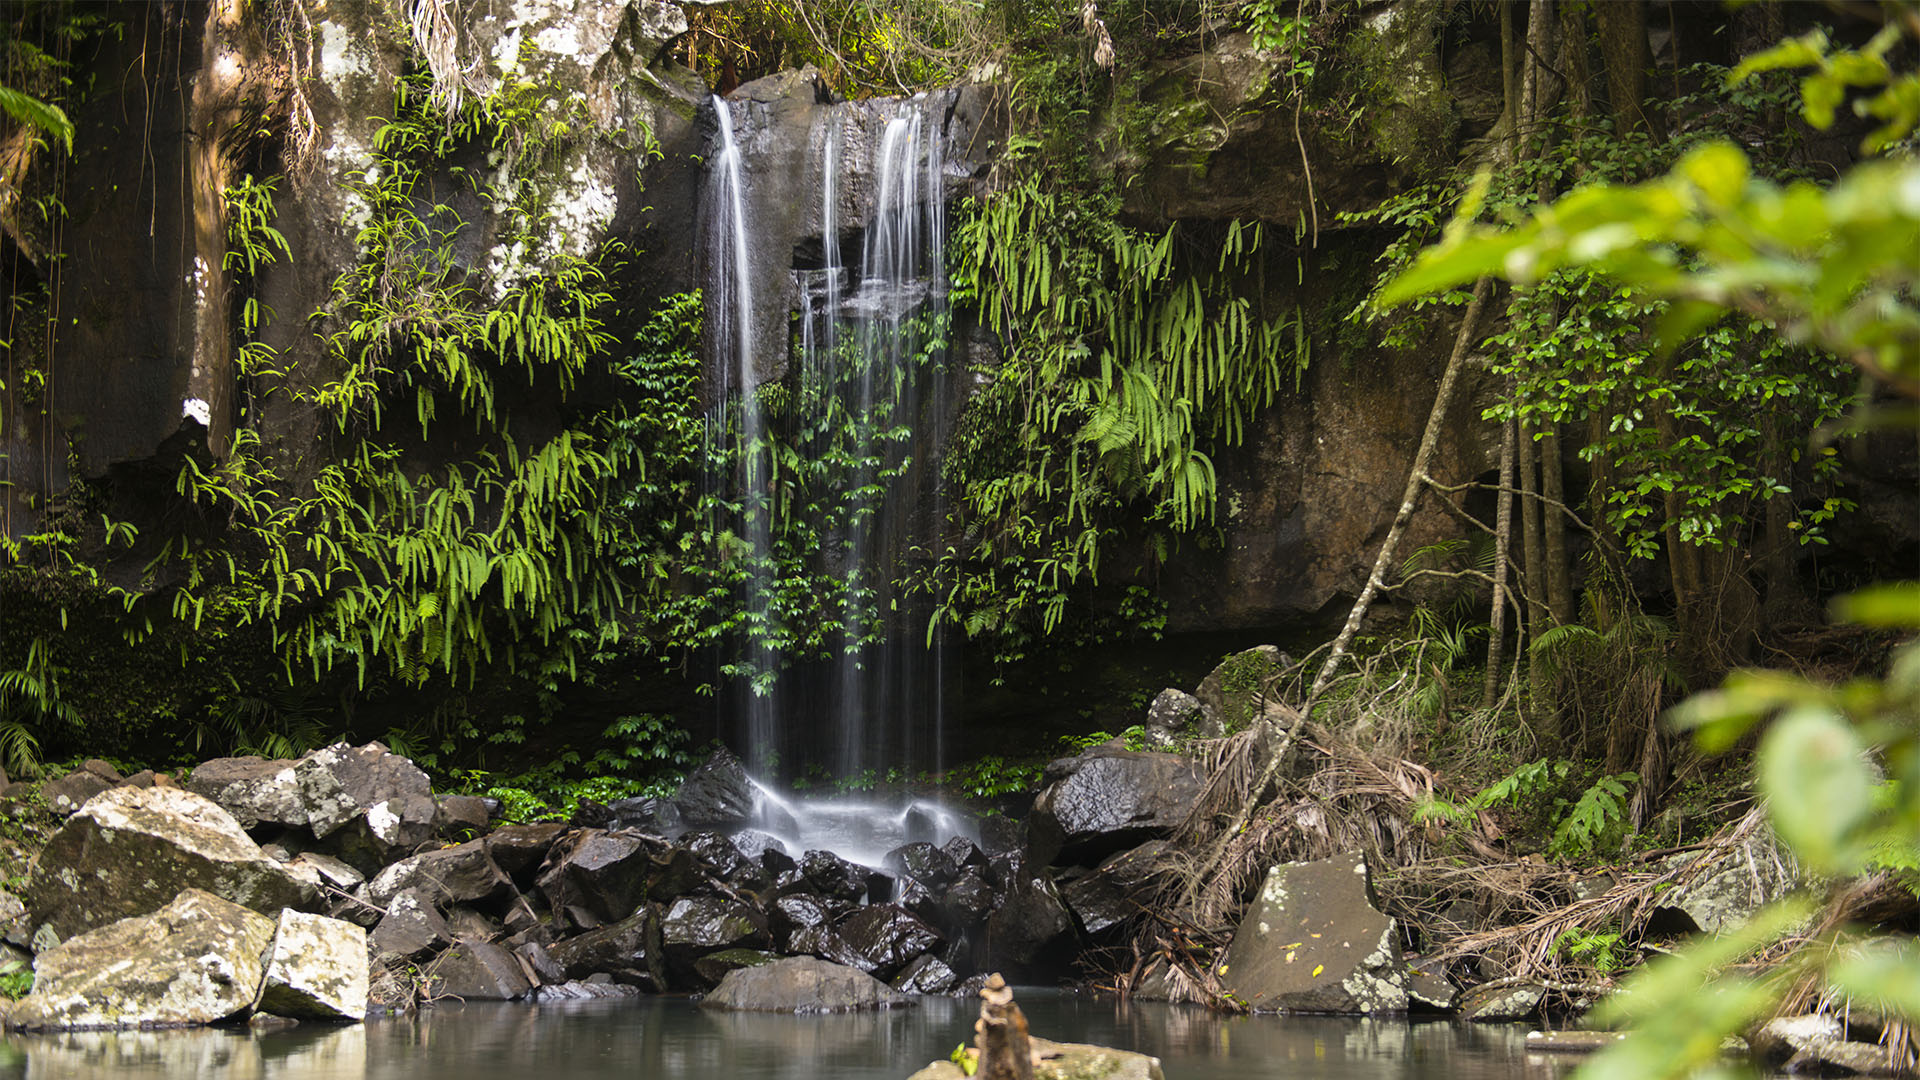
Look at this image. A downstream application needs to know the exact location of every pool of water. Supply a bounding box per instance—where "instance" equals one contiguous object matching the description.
[0,992,1586,1079]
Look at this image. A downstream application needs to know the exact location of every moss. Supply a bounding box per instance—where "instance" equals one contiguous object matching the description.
[1214,648,1279,734]
[1328,4,1457,173]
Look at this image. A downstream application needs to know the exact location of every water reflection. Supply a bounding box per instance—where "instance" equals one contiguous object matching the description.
[1,995,1584,1080]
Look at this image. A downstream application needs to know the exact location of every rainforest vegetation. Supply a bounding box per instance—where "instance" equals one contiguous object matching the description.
[0,0,1915,1070]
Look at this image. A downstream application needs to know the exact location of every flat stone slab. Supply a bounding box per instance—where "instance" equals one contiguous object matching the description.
[1221,851,1408,1014]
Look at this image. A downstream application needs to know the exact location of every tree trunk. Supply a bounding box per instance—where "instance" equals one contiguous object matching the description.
[1594,0,1654,134]
[1518,419,1548,693]
[1483,414,1517,711]
[1541,425,1576,624]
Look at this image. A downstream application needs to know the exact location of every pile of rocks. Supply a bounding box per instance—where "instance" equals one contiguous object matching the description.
[0,737,1217,1028]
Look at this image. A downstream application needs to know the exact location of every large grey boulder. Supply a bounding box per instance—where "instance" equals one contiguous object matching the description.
[9,889,276,1030]
[1028,745,1203,865]
[1652,845,1801,935]
[296,743,438,870]
[535,829,673,931]
[25,785,321,942]
[256,909,368,1020]
[701,956,910,1013]
[363,837,510,908]
[186,756,309,830]
[1221,851,1409,1014]
[908,1038,1165,1080]
[424,940,530,1001]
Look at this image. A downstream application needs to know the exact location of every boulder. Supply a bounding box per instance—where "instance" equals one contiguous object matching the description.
[546,906,668,991]
[1406,957,1457,1011]
[674,747,756,828]
[1060,840,1168,936]
[363,838,509,908]
[185,756,308,830]
[1456,981,1544,1022]
[1221,851,1409,1014]
[940,836,989,873]
[433,795,492,838]
[255,909,368,1021]
[9,889,275,1031]
[371,889,452,958]
[1193,646,1290,735]
[800,849,870,903]
[660,896,770,985]
[731,829,793,870]
[891,953,960,995]
[38,764,118,817]
[483,822,567,878]
[516,941,566,986]
[836,904,943,980]
[605,796,683,835]
[701,956,911,1013]
[1146,688,1212,734]
[785,925,871,971]
[295,742,436,841]
[1028,746,1202,866]
[884,842,961,891]
[534,829,662,930]
[682,830,770,891]
[977,871,1075,978]
[940,871,998,933]
[768,893,841,951]
[25,785,320,942]
[424,940,530,1001]
[1652,847,1801,935]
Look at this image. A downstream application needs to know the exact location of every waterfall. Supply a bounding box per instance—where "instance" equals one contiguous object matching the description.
[702,91,964,859]
[702,96,778,764]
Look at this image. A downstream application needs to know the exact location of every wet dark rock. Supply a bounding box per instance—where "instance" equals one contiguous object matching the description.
[884,842,961,890]
[769,894,839,949]
[836,903,942,980]
[977,871,1075,978]
[433,794,492,838]
[940,836,989,873]
[893,875,944,927]
[1222,851,1408,1014]
[784,925,870,971]
[1029,746,1203,866]
[770,868,811,898]
[977,815,1024,856]
[702,956,912,1013]
[515,941,566,986]
[425,940,530,1001]
[985,849,1029,892]
[534,829,661,930]
[940,871,998,931]
[364,838,508,908]
[660,896,771,986]
[731,829,790,863]
[951,973,991,998]
[569,800,614,829]
[606,796,682,835]
[546,906,668,991]
[891,953,960,995]
[801,849,869,903]
[530,980,645,1002]
[682,830,770,891]
[445,904,502,943]
[674,747,756,828]
[484,822,567,879]
[694,947,781,986]
[1060,840,1168,936]
[866,870,896,904]
[371,888,452,958]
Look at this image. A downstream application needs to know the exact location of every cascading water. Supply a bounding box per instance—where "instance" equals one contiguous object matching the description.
[702,92,967,862]
[701,96,779,762]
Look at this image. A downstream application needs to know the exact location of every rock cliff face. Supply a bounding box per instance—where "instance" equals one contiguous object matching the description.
[2,0,1504,646]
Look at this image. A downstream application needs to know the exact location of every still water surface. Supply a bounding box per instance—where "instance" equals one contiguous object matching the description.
[0,992,1583,1080]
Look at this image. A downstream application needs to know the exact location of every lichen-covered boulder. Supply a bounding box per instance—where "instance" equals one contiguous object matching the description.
[424,940,530,1001]
[186,756,309,830]
[1221,851,1408,1014]
[1028,745,1202,865]
[296,742,438,871]
[908,1038,1165,1080]
[370,888,452,958]
[9,889,275,1031]
[1456,981,1544,1022]
[256,909,368,1020]
[25,785,321,943]
[363,837,509,908]
[702,956,910,1013]
[39,761,122,817]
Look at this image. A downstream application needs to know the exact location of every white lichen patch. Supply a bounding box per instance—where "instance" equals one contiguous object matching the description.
[318,21,371,84]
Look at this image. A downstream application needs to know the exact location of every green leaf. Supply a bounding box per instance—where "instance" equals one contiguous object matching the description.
[0,85,73,154]
[1830,583,1920,629]
[1758,705,1875,875]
